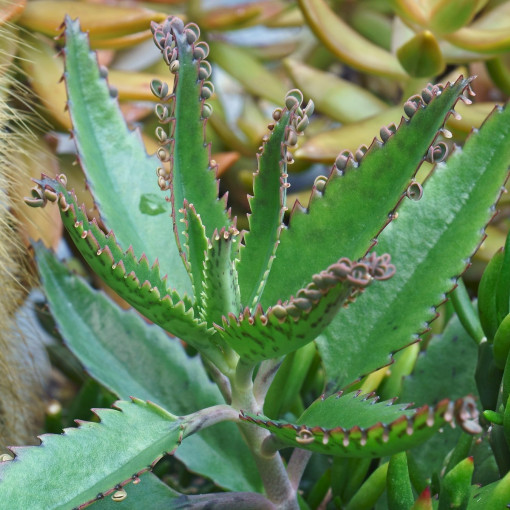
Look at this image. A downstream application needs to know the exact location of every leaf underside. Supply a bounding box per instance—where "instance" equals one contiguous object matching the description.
[0,400,182,510]
[260,77,473,309]
[63,17,191,297]
[242,392,480,458]
[317,102,510,390]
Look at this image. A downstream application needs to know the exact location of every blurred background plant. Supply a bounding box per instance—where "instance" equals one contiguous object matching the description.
[1,0,510,506]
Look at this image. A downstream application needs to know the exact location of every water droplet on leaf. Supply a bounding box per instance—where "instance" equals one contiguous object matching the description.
[139,193,167,216]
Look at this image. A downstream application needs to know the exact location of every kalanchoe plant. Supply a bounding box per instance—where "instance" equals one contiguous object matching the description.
[1,13,510,510]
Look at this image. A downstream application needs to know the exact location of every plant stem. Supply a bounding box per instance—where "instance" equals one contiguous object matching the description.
[172,491,276,509]
[231,359,298,510]
[287,448,313,490]
[202,356,232,404]
[253,358,283,406]
[183,404,239,438]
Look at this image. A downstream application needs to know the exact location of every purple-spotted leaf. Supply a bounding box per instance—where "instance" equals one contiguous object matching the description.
[218,253,394,362]
[241,392,481,458]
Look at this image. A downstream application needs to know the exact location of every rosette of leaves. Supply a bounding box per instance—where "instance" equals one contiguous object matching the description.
[0,13,509,510]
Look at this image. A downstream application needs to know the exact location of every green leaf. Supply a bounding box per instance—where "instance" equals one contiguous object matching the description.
[439,457,473,510]
[387,452,414,510]
[450,279,485,344]
[317,101,510,389]
[201,227,241,327]
[93,473,181,509]
[35,246,261,493]
[242,392,478,458]
[297,0,407,79]
[151,17,230,255]
[479,249,504,341]
[219,254,393,362]
[396,30,445,78]
[400,314,479,479]
[62,17,191,297]
[0,399,183,510]
[181,202,208,310]
[261,78,472,308]
[31,176,229,367]
[236,101,295,310]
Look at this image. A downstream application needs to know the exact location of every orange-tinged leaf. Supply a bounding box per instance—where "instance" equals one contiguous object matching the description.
[444,2,510,53]
[0,0,26,23]
[19,34,70,129]
[18,1,165,39]
[298,0,407,78]
[109,70,174,102]
[88,29,154,50]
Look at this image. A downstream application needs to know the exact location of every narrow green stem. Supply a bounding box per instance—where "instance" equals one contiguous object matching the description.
[172,491,276,509]
[230,359,298,510]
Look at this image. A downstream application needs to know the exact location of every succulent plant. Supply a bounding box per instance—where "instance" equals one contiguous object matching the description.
[0,11,509,510]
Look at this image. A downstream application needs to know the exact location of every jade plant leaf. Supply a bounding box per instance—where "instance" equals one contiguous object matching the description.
[261,78,472,308]
[316,101,510,389]
[297,0,407,78]
[62,17,191,297]
[0,399,184,510]
[219,253,394,362]
[242,392,480,458]
[35,246,261,492]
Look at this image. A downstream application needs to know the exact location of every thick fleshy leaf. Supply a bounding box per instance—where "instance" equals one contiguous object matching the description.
[317,101,510,389]
[261,78,472,308]
[36,247,261,492]
[241,392,480,458]
[297,0,407,79]
[236,93,308,309]
[444,2,510,53]
[0,399,183,510]
[283,59,387,123]
[151,17,230,256]
[209,40,288,104]
[27,176,229,369]
[19,1,164,40]
[63,18,192,296]
[428,0,479,34]
[396,31,445,78]
[220,254,394,362]
[296,107,402,163]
